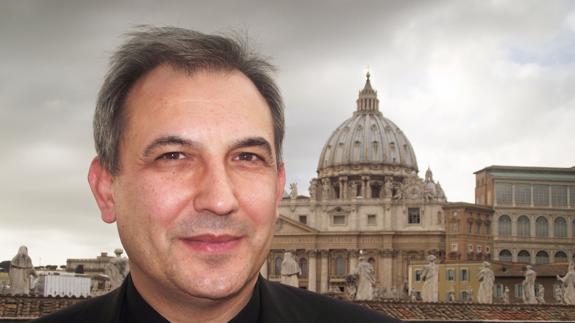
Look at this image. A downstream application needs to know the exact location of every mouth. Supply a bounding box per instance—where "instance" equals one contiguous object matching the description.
[180,234,243,253]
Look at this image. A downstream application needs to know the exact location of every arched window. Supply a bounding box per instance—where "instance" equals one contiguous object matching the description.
[498,215,511,236]
[299,257,308,278]
[499,249,512,262]
[555,251,568,263]
[518,250,531,263]
[536,251,549,264]
[274,256,282,276]
[554,217,567,238]
[536,217,548,237]
[335,256,346,276]
[517,216,530,237]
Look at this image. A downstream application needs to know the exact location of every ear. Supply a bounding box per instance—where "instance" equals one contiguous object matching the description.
[88,157,117,223]
[275,162,286,205]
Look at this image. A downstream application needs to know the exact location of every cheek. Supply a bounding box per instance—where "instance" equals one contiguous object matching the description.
[115,174,194,231]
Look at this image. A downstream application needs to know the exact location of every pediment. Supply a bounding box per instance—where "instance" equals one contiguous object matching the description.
[274,215,319,235]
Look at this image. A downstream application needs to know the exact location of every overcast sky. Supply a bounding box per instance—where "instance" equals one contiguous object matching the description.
[1,0,574,266]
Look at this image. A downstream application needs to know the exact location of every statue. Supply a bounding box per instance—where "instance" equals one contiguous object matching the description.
[9,246,36,295]
[309,180,317,200]
[289,183,298,200]
[421,255,438,302]
[384,177,393,198]
[392,183,404,200]
[321,178,331,200]
[105,248,129,290]
[352,256,375,301]
[556,260,575,304]
[536,284,545,304]
[477,262,495,304]
[350,181,359,198]
[522,265,537,304]
[436,182,446,201]
[503,286,510,304]
[280,252,300,287]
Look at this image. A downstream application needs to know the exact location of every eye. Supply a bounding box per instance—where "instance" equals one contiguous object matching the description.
[234,152,262,162]
[156,152,185,160]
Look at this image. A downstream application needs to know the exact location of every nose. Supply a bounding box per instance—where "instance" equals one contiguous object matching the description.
[193,160,239,216]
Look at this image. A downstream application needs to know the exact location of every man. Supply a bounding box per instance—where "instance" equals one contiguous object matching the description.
[33,26,400,322]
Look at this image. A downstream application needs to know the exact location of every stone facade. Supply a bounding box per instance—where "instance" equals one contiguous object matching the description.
[267,75,447,297]
[474,166,575,266]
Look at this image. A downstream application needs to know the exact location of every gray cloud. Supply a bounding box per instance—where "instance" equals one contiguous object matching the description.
[1,0,574,265]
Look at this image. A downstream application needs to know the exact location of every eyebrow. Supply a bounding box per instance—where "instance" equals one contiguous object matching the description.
[142,135,195,157]
[230,137,274,161]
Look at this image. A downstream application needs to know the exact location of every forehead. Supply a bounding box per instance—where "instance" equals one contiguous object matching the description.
[122,65,274,149]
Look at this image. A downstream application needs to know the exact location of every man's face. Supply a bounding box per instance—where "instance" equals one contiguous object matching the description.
[96,65,285,300]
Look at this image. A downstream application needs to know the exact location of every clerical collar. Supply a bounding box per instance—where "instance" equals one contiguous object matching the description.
[122,275,261,323]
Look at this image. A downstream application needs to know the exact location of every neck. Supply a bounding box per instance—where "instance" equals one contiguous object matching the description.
[130,269,257,323]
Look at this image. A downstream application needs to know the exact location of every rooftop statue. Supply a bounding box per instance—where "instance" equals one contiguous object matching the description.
[280,252,300,287]
[421,255,438,302]
[105,248,129,291]
[9,246,36,295]
[477,262,495,304]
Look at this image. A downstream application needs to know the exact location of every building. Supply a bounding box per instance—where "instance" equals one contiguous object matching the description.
[266,74,447,296]
[474,166,575,265]
[443,202,494,263]
[409,261,483,302]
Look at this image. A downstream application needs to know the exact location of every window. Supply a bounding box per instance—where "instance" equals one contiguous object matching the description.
[298,215,307,224]
[536,251,549,264]
[460,268,469,281]
[467,222,473,234]
[515,184,531,206]
[415,270,422,282]
[518,250,531,263]
[555,251,568,263]
[571,186,575,208]
[335,256,346,276]
[476,222,481,234]
[533,185,549,207]
[498,215,511,236]
[446,269,455,281]
[494,284,504,298]
[367,214,376,226]
[554,217,567,238]
[551,185,568,208]
[515,284,523,298]
[451,222,459,232]
[517,216,530,237]
[499,249,512,262]
[461,290,470,301]
[485,246,491,254]
[450,243,458,252]
[447,291,455,302]
[485,222,492,234]
[371,185,381,198]
[333,215,346,225]
[536,216,548,237]
[477,245,482,253]
[495,183,513,205]
[408,208,421,224]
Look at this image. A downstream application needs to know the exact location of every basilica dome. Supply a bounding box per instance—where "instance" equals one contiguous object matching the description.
[317,73,418,174]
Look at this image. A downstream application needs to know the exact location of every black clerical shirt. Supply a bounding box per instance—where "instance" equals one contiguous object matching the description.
[121,275,262,323]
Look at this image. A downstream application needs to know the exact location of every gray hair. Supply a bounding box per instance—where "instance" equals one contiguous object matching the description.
[94,26,284,175]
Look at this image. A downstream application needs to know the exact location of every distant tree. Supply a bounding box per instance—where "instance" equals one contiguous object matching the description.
[0,260,10,272]
[59,265,67,270]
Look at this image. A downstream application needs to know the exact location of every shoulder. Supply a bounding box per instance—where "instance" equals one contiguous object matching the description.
[261,279,401,323]
[30,289,121,323]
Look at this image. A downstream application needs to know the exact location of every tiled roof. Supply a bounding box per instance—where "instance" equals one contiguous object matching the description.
[2,295,575,322]
[358,300,575,322]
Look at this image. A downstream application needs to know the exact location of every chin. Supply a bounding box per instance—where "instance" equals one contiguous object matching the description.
[170,264,255,300]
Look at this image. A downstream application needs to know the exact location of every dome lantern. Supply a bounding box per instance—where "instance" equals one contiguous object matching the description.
[356,72,380,114]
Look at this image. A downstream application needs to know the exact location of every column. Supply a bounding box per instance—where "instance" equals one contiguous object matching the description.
[260,259,268,279]
[320,250,329,293]
[363,176,371,198]
[380,249,394,291]
[307,250,317,292]
[348,250,358,273]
